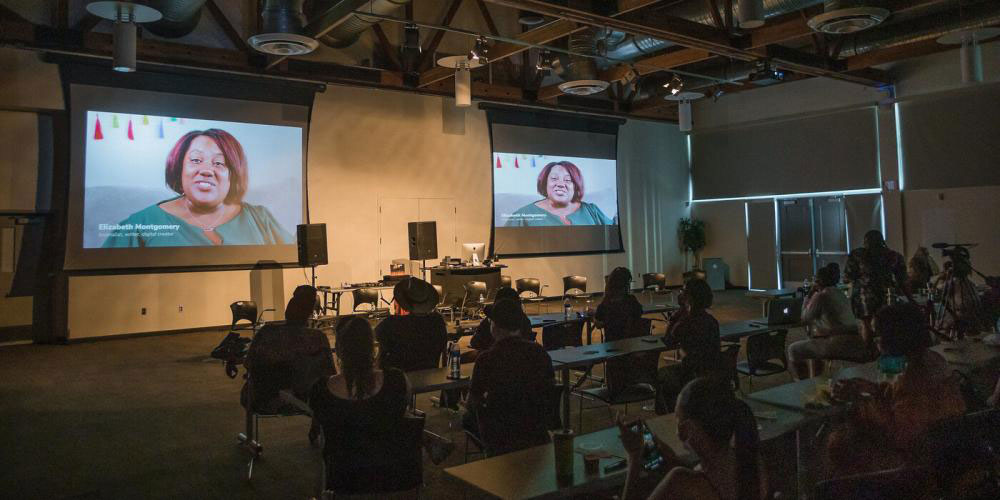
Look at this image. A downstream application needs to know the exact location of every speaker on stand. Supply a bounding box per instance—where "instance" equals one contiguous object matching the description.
[408,221,438,281]
[297,223,328,288]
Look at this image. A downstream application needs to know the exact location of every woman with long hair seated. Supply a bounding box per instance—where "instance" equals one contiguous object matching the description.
[619,377,766,500]
[309,316,412,495]
[595,267,643,342]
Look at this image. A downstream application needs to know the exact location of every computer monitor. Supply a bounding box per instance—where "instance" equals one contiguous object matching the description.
[461,243,485,265]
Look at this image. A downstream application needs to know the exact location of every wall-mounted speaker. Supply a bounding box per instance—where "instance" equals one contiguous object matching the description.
[408,221,438,261]
[297,223,327,267]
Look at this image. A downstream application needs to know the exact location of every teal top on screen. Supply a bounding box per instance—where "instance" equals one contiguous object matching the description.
[505,201,613,227]
[101,201,293,248]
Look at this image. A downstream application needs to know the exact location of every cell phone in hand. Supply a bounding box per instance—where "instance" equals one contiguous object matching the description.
[628,420,665,471]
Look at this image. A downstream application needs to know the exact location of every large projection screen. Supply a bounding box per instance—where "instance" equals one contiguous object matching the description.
[63,70,314,272]
[486,106,624,258]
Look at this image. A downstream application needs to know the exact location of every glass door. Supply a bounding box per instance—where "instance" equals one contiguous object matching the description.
[778,196,848,288]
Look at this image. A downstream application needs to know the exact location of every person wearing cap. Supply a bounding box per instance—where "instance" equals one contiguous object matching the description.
[375,277,448,373]
[470,287,536,352]
[464,299,557,455]
[243,285,335,414]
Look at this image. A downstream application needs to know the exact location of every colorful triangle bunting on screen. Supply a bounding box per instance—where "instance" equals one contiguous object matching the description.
[531,156,537,168]
[94,116,103,140]
[495,157,502,169]
[112,114,119,128]
[127,120,134,140]
[158,119,165,138]
[142,115,149,125]
[514,158,520,168]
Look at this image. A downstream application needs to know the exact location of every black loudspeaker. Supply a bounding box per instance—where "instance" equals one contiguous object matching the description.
[408,221,438,260]
[297,224,328,266]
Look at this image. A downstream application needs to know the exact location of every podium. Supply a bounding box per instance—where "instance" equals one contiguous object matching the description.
[427,265,506,306]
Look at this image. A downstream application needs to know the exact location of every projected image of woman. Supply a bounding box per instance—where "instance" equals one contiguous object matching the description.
[506,161,613,227]
[102,129,292,248]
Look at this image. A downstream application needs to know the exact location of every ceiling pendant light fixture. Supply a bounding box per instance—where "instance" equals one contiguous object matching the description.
[663,74,685,95]
[535,50,554,72]
[937,28,1000,85]
[86,2,163,72]
[438,55,483,108]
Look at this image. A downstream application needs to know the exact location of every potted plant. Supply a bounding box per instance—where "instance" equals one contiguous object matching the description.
[678,217,706,271]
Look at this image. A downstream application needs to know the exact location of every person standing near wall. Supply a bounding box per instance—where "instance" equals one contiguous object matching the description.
[844,230,908,350]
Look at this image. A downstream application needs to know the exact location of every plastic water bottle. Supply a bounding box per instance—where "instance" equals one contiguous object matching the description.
[564,296,572,319]
[448,341,461,379]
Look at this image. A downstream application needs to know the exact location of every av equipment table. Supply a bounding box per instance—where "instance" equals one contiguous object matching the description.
[427,265,506,306]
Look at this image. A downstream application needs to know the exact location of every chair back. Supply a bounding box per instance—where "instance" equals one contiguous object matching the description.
[432,285,446,306]
[500,275,512,288]
[230,301,258,329]
[463,281,488,303]
[563,275,587,296]
[324,414,425,495]
[642,273,667,290]
[745,330,788,374]
[352,288,379,312]
[606,351,660,398]
[516,278,541,298]
[541,322,584,350]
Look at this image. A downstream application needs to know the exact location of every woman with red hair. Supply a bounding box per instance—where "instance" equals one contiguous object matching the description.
[102,128,291,247]
[506,161,613,226]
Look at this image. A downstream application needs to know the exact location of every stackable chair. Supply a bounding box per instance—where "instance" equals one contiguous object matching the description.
[460,281,488,319]
[516,277,546,314]
[562,275,589,299]
[230,301,261,336]
[351,288,380,316]
[432,284,455,322]
[319,415,425,498]
[736,330,789,391]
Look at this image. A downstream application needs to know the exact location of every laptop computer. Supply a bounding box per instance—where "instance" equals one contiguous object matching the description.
[765,297,803,325]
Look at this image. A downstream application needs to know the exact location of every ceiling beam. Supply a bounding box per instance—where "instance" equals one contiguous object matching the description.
[205,0,248,52]
[418,0,662,88]
[371,23,402,71]
[419,0,464,71]
[482,0,887,87]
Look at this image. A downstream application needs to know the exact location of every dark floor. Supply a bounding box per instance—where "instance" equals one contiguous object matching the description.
[0,290,805,499]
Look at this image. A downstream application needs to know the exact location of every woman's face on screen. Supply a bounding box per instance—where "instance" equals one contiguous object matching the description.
[181,135,231,208]
[545,165,576,205]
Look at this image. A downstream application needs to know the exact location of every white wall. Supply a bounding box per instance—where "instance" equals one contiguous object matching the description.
[0,48,690,338]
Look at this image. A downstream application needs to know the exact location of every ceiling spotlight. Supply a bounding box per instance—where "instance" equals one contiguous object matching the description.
[86,1,163,72]
[663,74,684,95]
[469,36,490,64]
[937,28,1000,85]
[535,50,554,72]
[711,86,725,102]
[749,60,786,83]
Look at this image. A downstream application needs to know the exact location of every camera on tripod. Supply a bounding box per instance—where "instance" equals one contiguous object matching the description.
[933,242,975,277]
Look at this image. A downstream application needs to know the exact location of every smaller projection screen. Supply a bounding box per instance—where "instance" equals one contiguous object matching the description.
[62,66,316,272]
[486,106,624,257]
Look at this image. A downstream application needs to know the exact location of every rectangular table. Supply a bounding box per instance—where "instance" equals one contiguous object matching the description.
[444,398,805,499]
[931,338,1000,368]
[718,319,799,344]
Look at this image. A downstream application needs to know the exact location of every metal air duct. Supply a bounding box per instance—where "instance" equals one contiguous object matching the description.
[837,1,1000,58]
[144,0,208,39]
[249,0,318,56]
[308,0,411,48]
[558,28,610,95]
[808,0,889,35]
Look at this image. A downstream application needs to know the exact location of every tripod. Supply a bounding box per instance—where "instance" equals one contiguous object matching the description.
[929,245,991,340]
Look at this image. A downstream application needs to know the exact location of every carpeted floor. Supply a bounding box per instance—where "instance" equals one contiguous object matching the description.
[0,290,807,499]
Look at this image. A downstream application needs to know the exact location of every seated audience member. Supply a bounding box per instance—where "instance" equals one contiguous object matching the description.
[375,277,448,372]
[310,316,413,495]
[469,287,535,351]
[655,279,721,414]
[907,246,938,292]
[595,266,643,342]
[826,303,966,477]
[464,299,557,455]
[243,285,334,414]
[620,377,766,500]
[788,264,867,379]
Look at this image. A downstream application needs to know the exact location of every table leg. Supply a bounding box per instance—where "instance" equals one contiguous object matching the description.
[562,367,571,432]
[586,318,593,345]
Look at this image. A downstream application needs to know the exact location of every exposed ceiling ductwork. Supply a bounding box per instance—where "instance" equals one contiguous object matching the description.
[604,0,827,64]
[144,0,208,39]
[307,0,412,49]
[837,0,1000,58]
[558,28,611,95]
[807,0,890,35]
[249,0,318,55]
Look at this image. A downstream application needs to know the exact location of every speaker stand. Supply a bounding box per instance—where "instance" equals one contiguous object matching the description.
[311,266,317,289]
[421,259,427,281]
